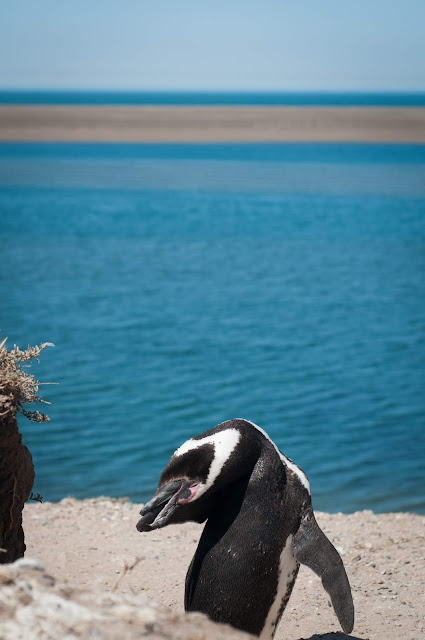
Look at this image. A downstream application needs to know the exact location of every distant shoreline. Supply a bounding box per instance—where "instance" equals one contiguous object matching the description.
[1,105,425,142]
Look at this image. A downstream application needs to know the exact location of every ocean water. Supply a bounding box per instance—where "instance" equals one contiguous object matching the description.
[1,90,425,106]
[1,142,424,514]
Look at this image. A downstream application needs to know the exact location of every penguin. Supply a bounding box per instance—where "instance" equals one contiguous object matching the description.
[136,419,354,639]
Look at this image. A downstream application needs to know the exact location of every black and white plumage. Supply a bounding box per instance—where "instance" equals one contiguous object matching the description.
[136,419,354,639]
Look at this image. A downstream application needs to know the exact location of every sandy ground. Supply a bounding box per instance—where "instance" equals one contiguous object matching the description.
[22,498,424,640]
[1,105,425,142]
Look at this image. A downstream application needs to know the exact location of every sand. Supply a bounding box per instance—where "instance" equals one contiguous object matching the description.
[1,105,425,142]
[22,498,425,640]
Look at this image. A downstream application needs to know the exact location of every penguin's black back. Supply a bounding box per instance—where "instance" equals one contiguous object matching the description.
[185,438,300,636]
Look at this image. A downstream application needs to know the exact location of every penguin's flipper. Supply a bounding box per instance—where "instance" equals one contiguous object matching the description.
[293,507,354,634]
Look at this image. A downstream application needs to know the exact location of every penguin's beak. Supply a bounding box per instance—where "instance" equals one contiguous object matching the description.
[136,479,191,532]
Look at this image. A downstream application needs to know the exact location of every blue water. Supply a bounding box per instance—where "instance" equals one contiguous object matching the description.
[1,142,424,514]
[1,90,425,106]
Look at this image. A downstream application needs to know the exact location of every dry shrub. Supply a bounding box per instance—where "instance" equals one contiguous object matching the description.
[0,336,53,563]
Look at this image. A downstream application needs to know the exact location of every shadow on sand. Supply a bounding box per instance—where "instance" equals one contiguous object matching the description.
[300,634,365,640]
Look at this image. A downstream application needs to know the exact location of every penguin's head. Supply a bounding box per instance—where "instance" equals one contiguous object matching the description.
[136,419,261,532]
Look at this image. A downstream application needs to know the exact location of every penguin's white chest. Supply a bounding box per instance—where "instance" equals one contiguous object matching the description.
[259,534,299,640]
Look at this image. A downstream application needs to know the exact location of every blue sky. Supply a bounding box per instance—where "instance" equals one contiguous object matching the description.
[1,0,424,91]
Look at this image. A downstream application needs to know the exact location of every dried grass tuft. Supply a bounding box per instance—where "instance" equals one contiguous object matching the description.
[0,337,54,423]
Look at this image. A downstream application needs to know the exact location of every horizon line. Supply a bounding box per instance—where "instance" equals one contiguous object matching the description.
[1,87,425,95]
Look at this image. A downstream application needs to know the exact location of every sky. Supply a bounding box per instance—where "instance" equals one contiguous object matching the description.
[1,0,424,91]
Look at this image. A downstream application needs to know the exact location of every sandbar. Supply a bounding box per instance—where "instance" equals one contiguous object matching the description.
[1,105,425,142]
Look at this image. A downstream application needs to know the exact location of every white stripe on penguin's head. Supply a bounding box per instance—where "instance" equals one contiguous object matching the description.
[174,428,240,501]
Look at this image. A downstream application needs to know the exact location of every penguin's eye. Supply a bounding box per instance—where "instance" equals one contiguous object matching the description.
[178,482,202,504]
